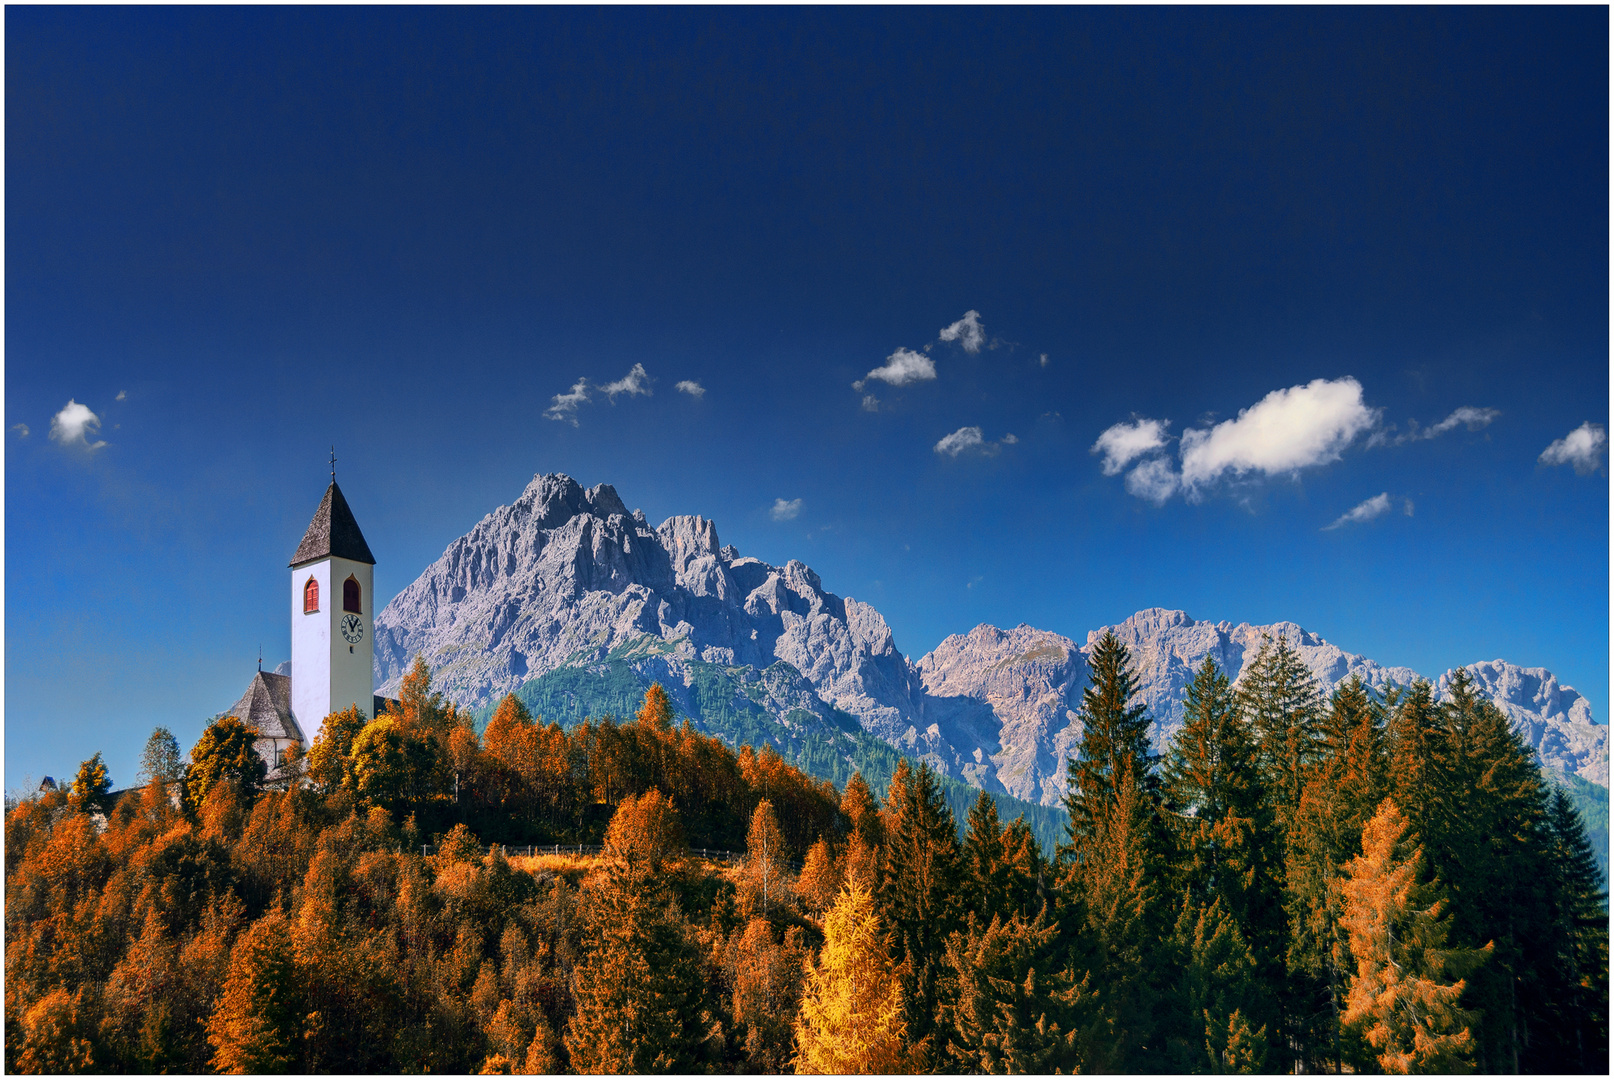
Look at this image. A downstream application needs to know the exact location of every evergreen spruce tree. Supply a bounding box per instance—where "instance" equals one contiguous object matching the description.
[1162,658,1278,942]
[938,908,1094,1073]
[1065,630,1159,851]
[1165,897,1270,1074]
[1536,787,1610,1073]
[1078,754,1168,1070]
[1339,798,1490,1074]
[1386,680,1443,848]
[1060,630,1169,1070]
[1237,634,1323,833]
[879,760,962,1065]
[960,790,1044,925]
[565,796,709,1073]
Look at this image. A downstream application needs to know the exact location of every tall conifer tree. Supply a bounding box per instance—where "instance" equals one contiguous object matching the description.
[879,761,962,1065]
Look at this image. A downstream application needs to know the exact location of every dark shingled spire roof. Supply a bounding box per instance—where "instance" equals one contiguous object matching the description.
[290,481,375,567]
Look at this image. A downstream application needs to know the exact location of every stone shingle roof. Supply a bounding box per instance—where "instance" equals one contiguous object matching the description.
[228,671,305,743]
[290,481,375,568]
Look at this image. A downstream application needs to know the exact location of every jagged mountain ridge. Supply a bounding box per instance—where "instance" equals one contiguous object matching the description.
[374,473,1608,805]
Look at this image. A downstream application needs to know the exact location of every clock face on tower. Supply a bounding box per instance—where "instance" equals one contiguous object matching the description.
[340,613,365,644]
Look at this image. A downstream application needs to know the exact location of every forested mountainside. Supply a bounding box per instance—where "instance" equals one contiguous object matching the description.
[372,473,1607,806]
[9,637,1605,1074]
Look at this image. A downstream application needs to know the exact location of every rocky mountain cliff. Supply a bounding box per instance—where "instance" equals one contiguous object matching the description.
[374,473,1608,808]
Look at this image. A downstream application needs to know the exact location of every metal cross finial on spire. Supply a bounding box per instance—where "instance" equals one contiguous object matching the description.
[258,644,263,672]
[330,445,337,482]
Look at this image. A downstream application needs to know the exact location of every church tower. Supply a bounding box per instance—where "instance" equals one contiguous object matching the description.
[289,474,376,742]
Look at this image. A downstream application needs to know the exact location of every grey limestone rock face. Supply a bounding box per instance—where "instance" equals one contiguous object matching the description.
[375,475,1607,806]
[372,473,926,748]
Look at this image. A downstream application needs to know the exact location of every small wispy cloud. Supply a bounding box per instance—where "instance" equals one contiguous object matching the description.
[115,390,127,401]
[601,362,651,400]
[1370,405,1500,446]
[1324,492,1393,530]
[861,394,881,413]
[1092,418,1171,476]
[854,347,937,392]
[544,379,591,426]
[11,423,29,438]
[935,427,986,456]
[48,400,107,450]
[1039,353,1049,367]
[938,310,986,354]
[934,426,1017,457]
[675,380,705,398]
[1539,421,1607,475]
[770,497,803,522]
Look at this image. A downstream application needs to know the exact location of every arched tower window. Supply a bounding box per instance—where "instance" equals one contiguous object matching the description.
[303,577,320,614]
[343,575,362,614]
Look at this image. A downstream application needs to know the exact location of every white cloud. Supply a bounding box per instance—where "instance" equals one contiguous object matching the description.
[934,426,986,457]
[1092,418,1171,476]
[938,310,986,353]
[1125,458,1180,504]
[11,423,28,438]
[854,347,937,391]
[1178,377,1376,495]
[861,394,881,413]
[1039,353,1049,367]
[675,379,705,398]
[115,390,127,401]
[1426,406,1499,437]
[1371,404,1500,446]
[1539,421,1608,475]
[544,379,591,425]
[48,400,106,449]
[933,426,1018,457]
[770,497,803,521]
[601,362,651,400]
[1324,492,1392,530]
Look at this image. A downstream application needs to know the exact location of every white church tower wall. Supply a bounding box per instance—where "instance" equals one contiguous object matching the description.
[288,475,377,745]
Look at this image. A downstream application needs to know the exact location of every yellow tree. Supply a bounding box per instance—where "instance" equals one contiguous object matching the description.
[1340,798,1490,1074]
[792,880,914,1074]
[794,837,843,917]
[742,798,790,918]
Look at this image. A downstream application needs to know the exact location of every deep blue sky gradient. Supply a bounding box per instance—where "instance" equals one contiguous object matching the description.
[7,7,1608,791]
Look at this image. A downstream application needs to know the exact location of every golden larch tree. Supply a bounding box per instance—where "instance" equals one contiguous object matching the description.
[1340,798,1490,1074]
[792,880,914,1074]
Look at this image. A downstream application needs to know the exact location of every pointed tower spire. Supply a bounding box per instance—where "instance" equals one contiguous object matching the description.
[290,478,375,568]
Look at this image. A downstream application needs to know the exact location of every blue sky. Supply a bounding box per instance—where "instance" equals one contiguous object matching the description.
[7,7,1608,791]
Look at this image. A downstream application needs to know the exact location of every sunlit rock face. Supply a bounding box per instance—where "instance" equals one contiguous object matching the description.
[373,472,927,750]
[376,476,1607,803]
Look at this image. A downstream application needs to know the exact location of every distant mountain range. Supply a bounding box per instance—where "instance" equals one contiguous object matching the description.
[372,474,1608,807]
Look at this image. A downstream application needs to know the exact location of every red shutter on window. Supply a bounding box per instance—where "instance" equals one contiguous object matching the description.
[304,578,319,613]
[343,576,362,614]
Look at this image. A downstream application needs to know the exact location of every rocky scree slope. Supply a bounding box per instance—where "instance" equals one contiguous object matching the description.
[374,474,1607,808]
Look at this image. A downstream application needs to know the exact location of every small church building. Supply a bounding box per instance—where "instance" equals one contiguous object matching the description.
[226,475,394,778]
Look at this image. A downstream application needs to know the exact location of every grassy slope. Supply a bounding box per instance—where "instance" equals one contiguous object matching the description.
[473,659,1072,857]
